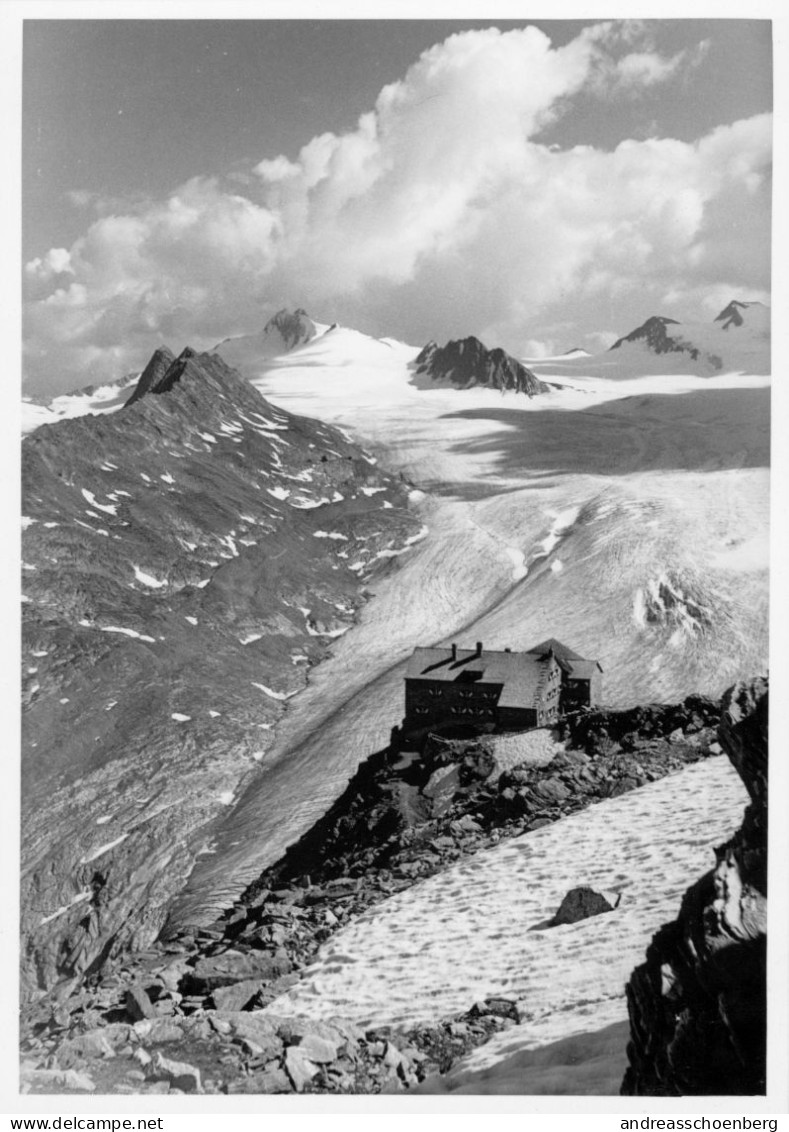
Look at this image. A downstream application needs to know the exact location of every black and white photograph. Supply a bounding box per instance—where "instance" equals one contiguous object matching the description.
[8,4,785,1115]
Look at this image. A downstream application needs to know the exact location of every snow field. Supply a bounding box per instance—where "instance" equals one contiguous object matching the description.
[264,758,746,1050]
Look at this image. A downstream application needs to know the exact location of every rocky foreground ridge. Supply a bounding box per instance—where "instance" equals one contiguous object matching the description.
[622,676,768,1095]
[414,337,549,396]
[21,691,743,1095]
[21,348,420,1000]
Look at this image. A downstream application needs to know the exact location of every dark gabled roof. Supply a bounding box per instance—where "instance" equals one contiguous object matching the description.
[526,638,583,663]
[405,646,554,712]
[406,639,601,712]
[565,659,603,678]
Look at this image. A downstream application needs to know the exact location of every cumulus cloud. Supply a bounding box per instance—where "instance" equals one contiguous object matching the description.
[24,22,771,390]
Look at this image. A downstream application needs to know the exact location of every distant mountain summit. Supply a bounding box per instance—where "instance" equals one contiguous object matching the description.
[414,337,550,397]
[603,301,770,376]
[609,316,687,357]
[261,307,321,350]
[215,307,327,372]
[714,299,768,330]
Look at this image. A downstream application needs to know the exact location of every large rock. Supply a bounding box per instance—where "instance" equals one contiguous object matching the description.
[550,886,619,926]
[184,950,291,993]
[152,1052,202,1093]
[284,1045,320,1091]
[211,979,264,1012]
[621,677,768,1095]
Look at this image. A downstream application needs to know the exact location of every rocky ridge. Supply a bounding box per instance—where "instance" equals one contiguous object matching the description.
[622,677,768,1095]
[21,347,420,1000]
[714,300,764,330]
[605,301,771,376]
[609,316,722,369]
[413,337,549,396]
[21,692,730,1095]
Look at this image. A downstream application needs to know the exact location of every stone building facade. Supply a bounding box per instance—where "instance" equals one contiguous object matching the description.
[404,638,602,734]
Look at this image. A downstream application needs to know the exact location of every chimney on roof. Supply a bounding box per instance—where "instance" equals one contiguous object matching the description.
[475,641,483,657]
[451,643,457,661]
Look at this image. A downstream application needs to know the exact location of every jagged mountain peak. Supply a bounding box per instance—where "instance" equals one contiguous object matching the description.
[414,336,549,397]
[213,307,325,371]
[601,300,770,376]
[124,345,178,406]
[125,346,241,409]
[608,314,719,368]
[714,299,768,330]
[609,316,680,353]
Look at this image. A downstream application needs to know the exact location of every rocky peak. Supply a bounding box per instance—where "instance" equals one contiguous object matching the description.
[414,336,549,397]
[714,300,767,331]
[124,346,177,406]
[609,316,684,355]
[124,347,244,410]
[262,308,319,350]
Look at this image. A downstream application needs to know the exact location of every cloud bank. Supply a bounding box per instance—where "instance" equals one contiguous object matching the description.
[24,22,771,391]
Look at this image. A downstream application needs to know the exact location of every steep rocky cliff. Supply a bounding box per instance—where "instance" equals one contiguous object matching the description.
[621,676,768,1095]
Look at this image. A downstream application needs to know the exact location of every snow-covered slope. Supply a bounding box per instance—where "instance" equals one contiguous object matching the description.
[22,374,139,435]
[261,757,746,1078]
[172,315,769,931]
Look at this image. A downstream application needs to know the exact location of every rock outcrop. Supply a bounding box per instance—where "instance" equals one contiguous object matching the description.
[124,345,176,406]
[621,676,768,1095]
[550,887,620,926]
[714,300,767,331]
[413,337,549,396]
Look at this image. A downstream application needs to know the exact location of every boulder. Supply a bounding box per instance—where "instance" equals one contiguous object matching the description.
[211,979,263,1012]
[20,1066,96,1093]
[133,1018,183,1044]
[422,764,460,802]
[532,776,571,804]
[54,1028,116,1067]
[227,1014,283,1062]
[550,886,620,926]
[284,1045,320,1091]
[298,1033,339,1063]
[227,1066,292,1093]
[185,950,291,993]
[152,1052,202,1093]
[125,986,156,1021]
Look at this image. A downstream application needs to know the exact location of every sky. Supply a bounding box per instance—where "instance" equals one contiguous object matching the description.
[22,18,773,394]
